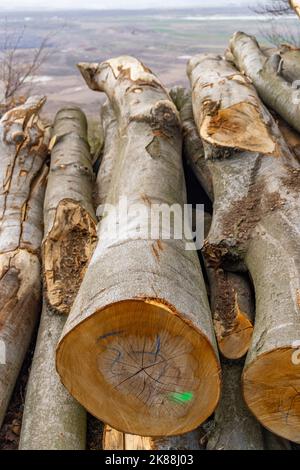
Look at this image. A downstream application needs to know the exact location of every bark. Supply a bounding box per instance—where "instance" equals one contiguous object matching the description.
[19,304,87,450]
[206,363,264,450]
[229,31,300,134]
[277,116,300,162]
[0,96,48,427]
[56,56,221,437]
[42,107,97,315]
[170,88,254,360]
[188,53,300,443]
[94,100,119,210]
[103,425,203,450]
[263,45,300,83]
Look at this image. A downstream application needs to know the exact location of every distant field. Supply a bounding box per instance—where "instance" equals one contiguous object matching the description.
[0,8,299,117]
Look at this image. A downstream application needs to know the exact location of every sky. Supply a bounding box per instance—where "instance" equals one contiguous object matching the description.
[0,0,261,11]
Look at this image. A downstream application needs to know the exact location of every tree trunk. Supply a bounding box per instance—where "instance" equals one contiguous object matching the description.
[206,363,264,450]
[169,86,213,199]
[56,57,221,437]
[263,46,300,83]
[94,100,119,210]
[188,53,300,443]
[0,97,49,427]
[103,425,203,450]
[170,87,254,360]
[19,107,96,449]
[229,31,300,134]
[42,107,97,315]
[19,304,87,450]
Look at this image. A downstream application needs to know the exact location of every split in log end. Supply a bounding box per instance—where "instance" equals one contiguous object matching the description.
[243,348,300,443]
[56,299,220,436]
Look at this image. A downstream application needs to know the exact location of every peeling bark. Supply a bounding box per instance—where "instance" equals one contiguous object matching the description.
[188,53,300,443]
[170,87,254,360]
[229,31,300,134]
[56,56,221,437]
[206,363,264,450]
[103,425,203,450]
[0,97,48,427]
[263,45,300,83]
[42,107,97,315]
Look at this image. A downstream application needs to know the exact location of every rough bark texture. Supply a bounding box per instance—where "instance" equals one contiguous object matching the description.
[0,96,48,428]
[188,54,300,443]
[263,45,300,83]
[103,425,203,450]
[229,31,300,134]
[170,87,254,359]
[56,56,221,437]
[19,304,87,450]
[206,363,264,450]
[42,107,97,314]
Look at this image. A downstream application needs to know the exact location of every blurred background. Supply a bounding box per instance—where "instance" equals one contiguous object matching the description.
[0,0,299,116]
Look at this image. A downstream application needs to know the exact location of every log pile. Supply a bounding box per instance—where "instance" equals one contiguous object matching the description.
[0,31,300,450]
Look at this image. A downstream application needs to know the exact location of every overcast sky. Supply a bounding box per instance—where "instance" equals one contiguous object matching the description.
[0,0,261,10]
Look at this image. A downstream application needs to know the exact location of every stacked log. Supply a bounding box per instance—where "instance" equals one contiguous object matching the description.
[19,107,96,450]
[188,53,300,443]
[170,87,254,360]
[0,97,49,428]
[56,56,221,437]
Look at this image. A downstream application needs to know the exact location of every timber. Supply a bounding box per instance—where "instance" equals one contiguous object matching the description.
[19,107,96,449]
[171,87,254,359]
[42,107,97,314]
[56,56,221,437]
[229,31,300,134]
[19,304,87,450]
[188,53,300,443]
[103,425,203,450]
[0,97,49,427]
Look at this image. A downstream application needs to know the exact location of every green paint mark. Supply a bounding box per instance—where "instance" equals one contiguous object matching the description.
[168,391,193,404]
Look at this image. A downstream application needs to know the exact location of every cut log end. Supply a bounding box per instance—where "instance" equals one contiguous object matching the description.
[243,348,300,443]
[43,200,96,315]
[56,299,220,436]
[216,309,254,360]
[200,101,277,155]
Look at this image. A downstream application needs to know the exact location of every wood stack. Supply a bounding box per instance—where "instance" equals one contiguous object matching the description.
[0,31,300,450]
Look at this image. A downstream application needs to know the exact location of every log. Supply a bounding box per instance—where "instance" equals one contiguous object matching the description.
[56,56,221,437]
[263,46,300,83]
[0,96,48,427]
[206,363,264,450]
[188,53,300,443]
[94,100,119,210]
[169,86,213,199]
[263,428,292,450]
[42,107,97,314]
[19,107,97,449]
[229,31,300,134]
[103,425,203,450]
[19,304,87,449]
[170,87,254,360]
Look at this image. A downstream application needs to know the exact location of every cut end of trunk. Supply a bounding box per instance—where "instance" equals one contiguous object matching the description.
[200,101,277,155]
[216,309,254,360]
[243,348,300,443]
[56,299,220,436]
[43,200,96,315]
